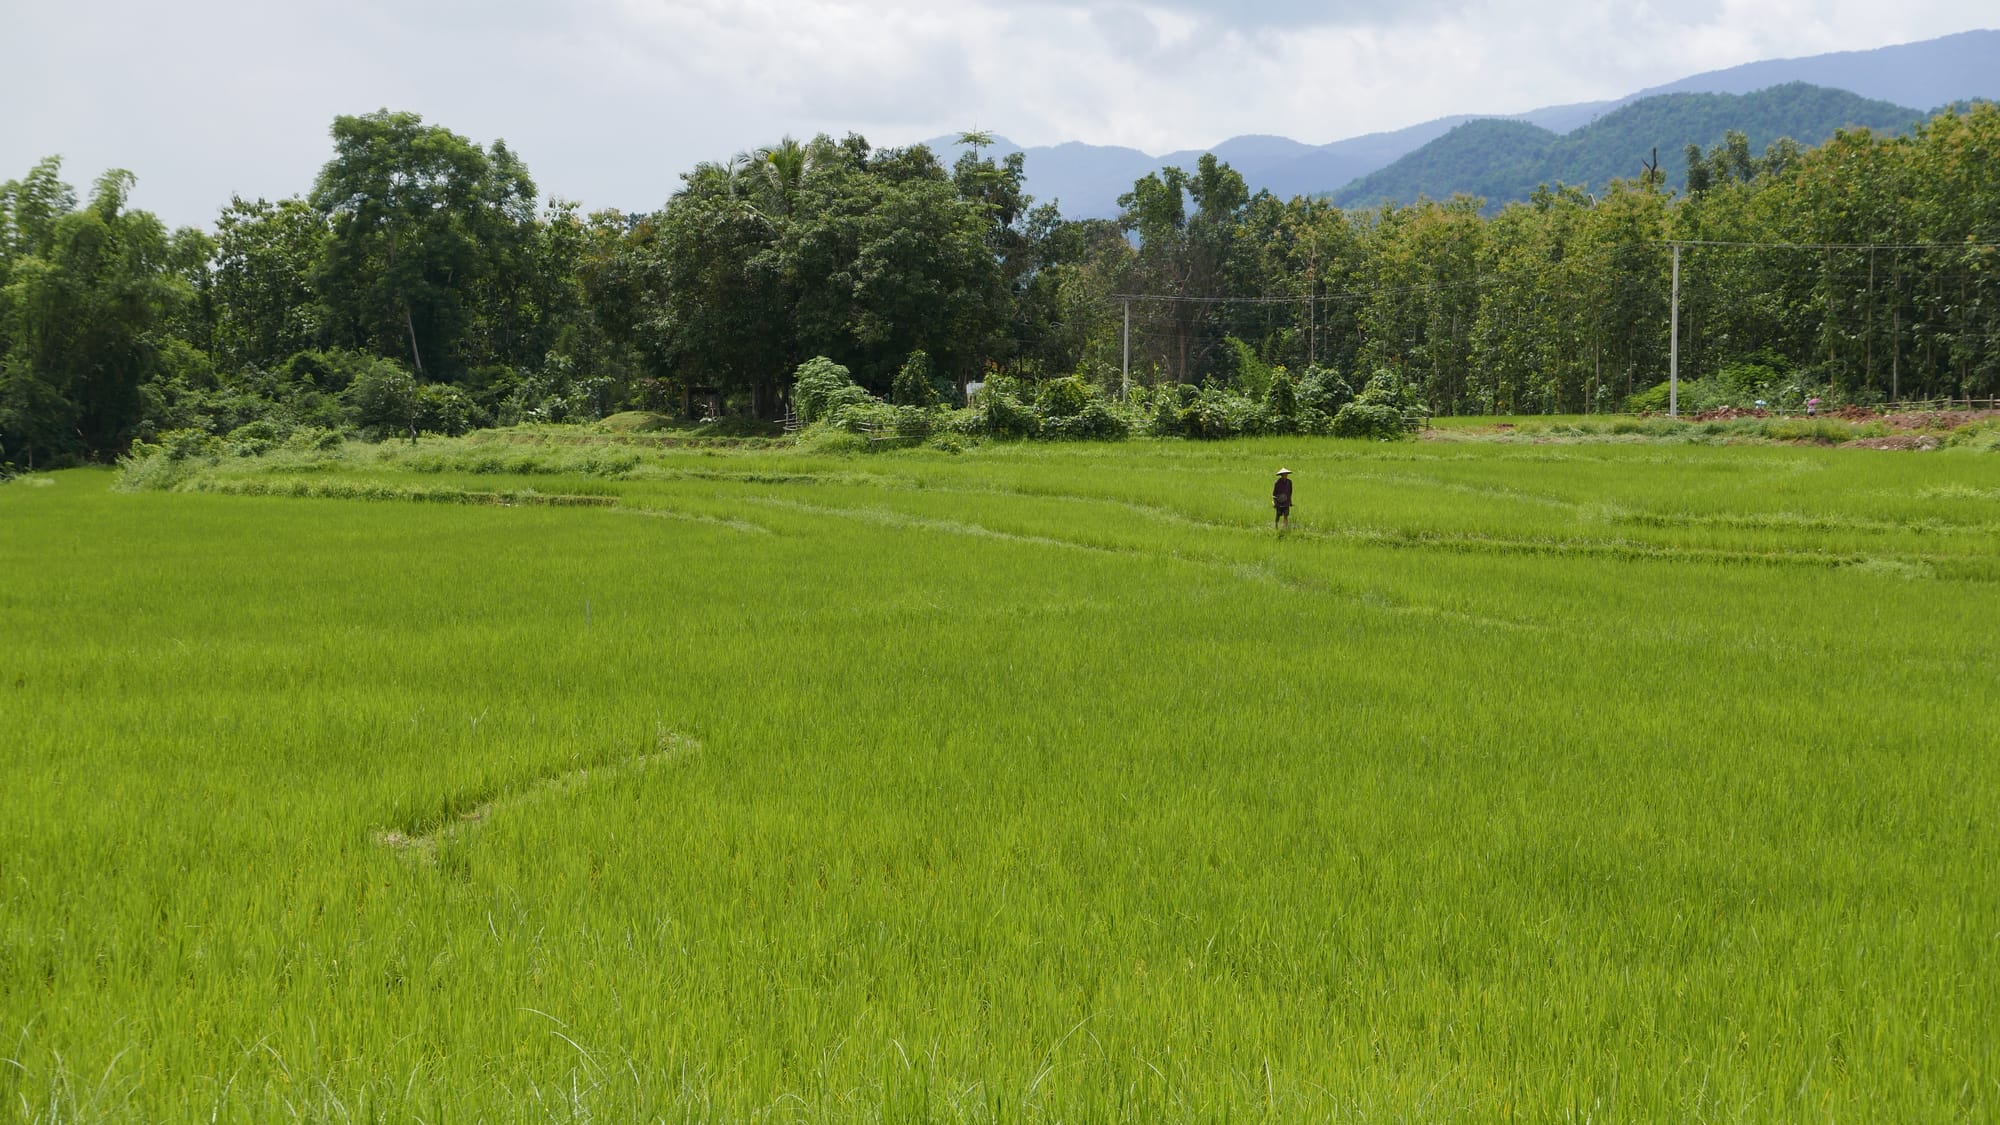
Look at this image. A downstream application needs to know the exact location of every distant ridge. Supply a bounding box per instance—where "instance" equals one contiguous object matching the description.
[1332,83,1928,210]
[927,28,2000,218]
[1631,28,2000,109]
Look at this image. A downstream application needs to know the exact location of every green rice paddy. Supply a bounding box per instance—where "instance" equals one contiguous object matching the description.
[3,434,1997,1122]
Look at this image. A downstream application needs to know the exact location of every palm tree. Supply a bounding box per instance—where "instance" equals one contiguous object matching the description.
[743,136,817,220]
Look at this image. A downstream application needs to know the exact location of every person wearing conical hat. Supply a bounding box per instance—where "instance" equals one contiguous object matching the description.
[1273,468,1292,530]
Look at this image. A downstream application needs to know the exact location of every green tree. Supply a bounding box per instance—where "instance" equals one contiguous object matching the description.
[1117,154,1256,383]
[0,162,205,465]
[210,196,329,372]
[308,110,538,380]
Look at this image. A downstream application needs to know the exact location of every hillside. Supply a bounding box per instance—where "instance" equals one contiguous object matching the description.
[925,29,1995,218]
[1333,83,1925,209]
[1634,27,2000,109]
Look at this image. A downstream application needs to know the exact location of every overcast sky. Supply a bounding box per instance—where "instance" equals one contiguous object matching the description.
[5,0,1993,228]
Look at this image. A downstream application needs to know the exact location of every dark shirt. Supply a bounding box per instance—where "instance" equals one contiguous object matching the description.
[1273,477,1292,507]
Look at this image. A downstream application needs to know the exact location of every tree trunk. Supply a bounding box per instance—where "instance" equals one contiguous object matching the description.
[404,304,425,378]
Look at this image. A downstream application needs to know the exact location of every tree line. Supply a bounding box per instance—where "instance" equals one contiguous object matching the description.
[4,103,1998,466]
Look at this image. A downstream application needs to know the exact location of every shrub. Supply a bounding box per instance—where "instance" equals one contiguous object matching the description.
[793,356,861,424]
[225,419,289,456]
[1331,369,1425,440]
[1331,402,1410,440]
[1042,398,1129,441]
[1217,337,1273,399]
[829,398,897,435]
[892,351,945,407]
[892,405,939,440]
[1262,369,1299,433]
[1295,365,1355,417]
[1187,383,1261,439]
[283,427,346,453]
[1035,376,1093,422]
[1146,384,1194,437]
[115,429,223,491]
[342,360,420,438]
[964,375,1039,439]
[413,384,478,437]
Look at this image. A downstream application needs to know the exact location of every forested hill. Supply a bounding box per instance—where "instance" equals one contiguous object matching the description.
[1334,83,1926,209]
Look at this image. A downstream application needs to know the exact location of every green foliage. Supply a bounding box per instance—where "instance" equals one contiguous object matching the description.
[0,160,206,465]
[891,349,943,406]
[1218,336,1274,398]
[14,99,2000,463]
[341,357,421,437]
[791,355,864,424]
[1627,353,1817,415]
[1261,367,1300,432]
[958,373,1040,439]
[1032,376,1129,440]
[1293,365,1355,417]
[330,357,474,439]
[309,110,539,380]
[1332,369,1426,439]
[113,427,224,490]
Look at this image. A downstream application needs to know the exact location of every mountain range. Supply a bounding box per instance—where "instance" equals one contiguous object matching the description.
[927,29,2000,218]
[1332,83,1926,209]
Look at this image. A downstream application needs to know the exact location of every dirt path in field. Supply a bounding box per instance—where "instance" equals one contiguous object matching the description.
[375,732,701,860]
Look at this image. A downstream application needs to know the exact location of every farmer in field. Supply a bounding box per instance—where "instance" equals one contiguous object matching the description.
[1273,468,1293,529]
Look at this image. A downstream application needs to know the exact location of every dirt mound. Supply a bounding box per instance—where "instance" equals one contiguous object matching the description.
[1847,433,1942,451]
[1688,407,1771,421]
[1879,409,1996,430]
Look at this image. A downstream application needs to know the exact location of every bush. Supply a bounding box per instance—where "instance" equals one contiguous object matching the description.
[1035,376,1093,421]
[413,384,478,437]
[960,375,1039,439]
[829,398,897,435]
[1217,337,1273,399]
[283,426,346,453]
[793,356,861,424]
[1042,398,1129,441]
[115,429,223,491]
[1186,383,1258,439]
[1332,369,1425,440]
[892,405,940,440]
[892,351,945,407]
[225,419,288,456]
[1331,402,1410,440]
[1945,421,2000,452]
[1295,365,1355,417]
[342,359,420,439]
[1262,369,1299,433]
[1146,384,1194,437]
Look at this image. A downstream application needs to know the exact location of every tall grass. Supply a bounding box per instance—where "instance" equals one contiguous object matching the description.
[4,436,1998,1121]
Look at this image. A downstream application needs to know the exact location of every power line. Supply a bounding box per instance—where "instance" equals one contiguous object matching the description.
[1668,238,2000,250]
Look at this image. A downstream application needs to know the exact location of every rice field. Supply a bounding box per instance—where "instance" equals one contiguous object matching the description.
[3,433,1998,1122]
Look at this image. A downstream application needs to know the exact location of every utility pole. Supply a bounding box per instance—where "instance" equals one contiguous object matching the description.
[1121,298,1131,402]
[1669,242,1681,418]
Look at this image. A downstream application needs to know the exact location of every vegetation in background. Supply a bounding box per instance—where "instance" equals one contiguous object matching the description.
[7,102,2000,471]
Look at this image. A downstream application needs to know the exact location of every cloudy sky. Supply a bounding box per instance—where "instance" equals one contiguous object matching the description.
[5,0,1993,228]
